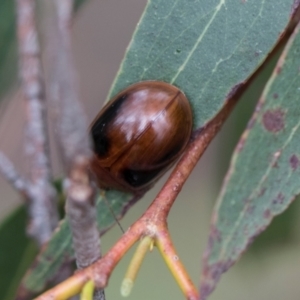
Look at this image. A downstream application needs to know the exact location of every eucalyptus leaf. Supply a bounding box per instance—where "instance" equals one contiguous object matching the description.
[74,0,87,11]
[108,0,293,130]
[0,0,17,100]
[200,21,300,299]
[0,206,38,300]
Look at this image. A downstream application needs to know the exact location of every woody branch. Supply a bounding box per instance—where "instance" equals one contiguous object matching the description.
[15,0,58,246]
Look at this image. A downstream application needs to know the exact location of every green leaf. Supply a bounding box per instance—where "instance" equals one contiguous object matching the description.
[0,0,17,100]
[74,0,88,11]
[108,0,294,130]
[0,206,38,300]
[200,21,300,299]
[21,190,134,295]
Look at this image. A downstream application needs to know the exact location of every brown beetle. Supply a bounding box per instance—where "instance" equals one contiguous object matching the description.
[90,81,193,193]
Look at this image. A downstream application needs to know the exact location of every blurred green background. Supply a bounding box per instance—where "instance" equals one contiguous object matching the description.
[1,1,300,299]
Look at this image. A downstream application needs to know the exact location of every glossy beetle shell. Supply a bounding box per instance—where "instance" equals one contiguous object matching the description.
[90,81,193,192]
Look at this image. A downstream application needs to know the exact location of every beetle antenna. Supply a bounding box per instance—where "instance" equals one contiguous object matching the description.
[101,191,125,234]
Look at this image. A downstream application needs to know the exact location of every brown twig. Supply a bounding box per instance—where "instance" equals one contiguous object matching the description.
[15,0,58,245]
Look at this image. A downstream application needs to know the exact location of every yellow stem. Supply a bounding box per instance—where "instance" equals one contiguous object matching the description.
[121,236,153,297]
[80,281,95,300]
[155,231,198,300]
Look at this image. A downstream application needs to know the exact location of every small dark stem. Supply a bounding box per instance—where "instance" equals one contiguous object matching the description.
[15,0,58,245]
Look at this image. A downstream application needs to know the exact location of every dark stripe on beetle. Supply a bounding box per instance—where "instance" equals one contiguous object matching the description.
[91,94,128,156]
